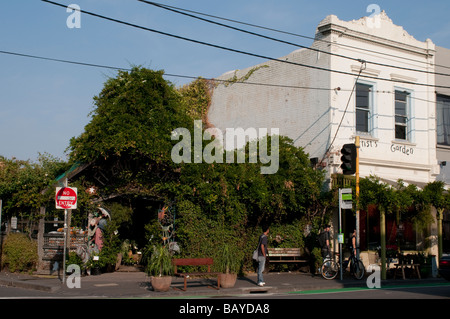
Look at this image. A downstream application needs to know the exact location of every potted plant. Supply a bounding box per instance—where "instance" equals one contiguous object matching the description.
[145,245,173,292]
[85,253,102,275]
[217,244,241,288]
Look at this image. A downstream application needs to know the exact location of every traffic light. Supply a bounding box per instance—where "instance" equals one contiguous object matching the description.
[340,143,356,175]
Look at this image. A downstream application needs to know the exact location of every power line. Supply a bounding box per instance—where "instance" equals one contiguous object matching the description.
[139,0,450,78]
[0,49,345,92]
[0,50,128,71]
[2,48,441,104]
[41,0,450,90]
[139,0,450,72]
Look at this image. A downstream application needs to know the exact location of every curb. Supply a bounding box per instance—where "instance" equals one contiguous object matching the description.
[0,276,61,293]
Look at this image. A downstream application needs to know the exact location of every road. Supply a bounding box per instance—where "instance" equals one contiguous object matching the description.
[0,283,448,318]
[236,282,450,299]
[1,281,449,299]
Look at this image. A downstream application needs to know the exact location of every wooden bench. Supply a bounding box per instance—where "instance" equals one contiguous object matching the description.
[267,248,309,263]
[393,263,421,280]
[172,258,221,291]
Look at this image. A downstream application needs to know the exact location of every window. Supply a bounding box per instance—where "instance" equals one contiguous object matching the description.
[356,83,371,133]
[395,90,409,140]
[437,94,450,146]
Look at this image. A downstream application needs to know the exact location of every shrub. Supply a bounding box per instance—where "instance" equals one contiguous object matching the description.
[2,233,38,273]
[66,252,83,272]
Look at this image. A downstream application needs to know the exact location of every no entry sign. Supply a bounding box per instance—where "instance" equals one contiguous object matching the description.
[55,187,78,209]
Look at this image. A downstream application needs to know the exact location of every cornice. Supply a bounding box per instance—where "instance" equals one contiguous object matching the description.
[317,22,435,59]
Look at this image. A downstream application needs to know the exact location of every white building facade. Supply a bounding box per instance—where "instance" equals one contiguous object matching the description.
[208,12,439,186]
[207,12,444,260]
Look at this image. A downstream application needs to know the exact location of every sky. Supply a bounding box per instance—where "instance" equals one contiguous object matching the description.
[1,0,450,162]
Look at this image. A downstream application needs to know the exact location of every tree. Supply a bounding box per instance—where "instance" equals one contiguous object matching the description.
[66,67,332,269]
[0,153,68,228]
[359,176,393,279]
[68,67,193,199]
[422,181,449,258]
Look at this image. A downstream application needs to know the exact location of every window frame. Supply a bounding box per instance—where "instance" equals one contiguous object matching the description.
[355,82,374,135]
[394,88,413,142]
[436,94,450,146]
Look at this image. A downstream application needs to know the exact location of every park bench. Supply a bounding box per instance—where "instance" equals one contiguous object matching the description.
[393,262,421,280]
[172,258,221,291]
[267,248,309,264]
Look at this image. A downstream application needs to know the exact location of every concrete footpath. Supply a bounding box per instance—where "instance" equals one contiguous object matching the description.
[0,267,448,298]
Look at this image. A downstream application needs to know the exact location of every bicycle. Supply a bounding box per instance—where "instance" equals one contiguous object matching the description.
[320,252,365,280]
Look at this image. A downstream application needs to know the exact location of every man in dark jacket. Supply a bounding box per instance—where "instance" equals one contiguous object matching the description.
[319,225,331,259]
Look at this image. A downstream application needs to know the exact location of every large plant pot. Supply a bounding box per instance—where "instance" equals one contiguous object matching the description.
[219,273,237,288]
[151,276,172,292]
[90,267,101,276]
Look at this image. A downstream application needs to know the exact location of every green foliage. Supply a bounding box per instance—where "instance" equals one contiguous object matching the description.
[66,252,83,271]
[98,221,122,269]
[216,243,242,274]
[221,65,269,87]
[69,67,191,164]
[311,247,323,274]
[0,153,69,221]
[1,233,38,273]
[422,181,449,211]
[146,245,174,277]
[178,77,212,122]
[269,220,307,248]
[63,68,332,272]
[358,176,441,230]
[358,175,393,212]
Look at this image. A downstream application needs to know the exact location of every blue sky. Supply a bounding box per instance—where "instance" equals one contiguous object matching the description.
[1,0,450,162]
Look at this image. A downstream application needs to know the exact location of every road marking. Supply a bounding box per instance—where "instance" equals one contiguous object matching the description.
[289,282,450,295]
[94,283,119,287]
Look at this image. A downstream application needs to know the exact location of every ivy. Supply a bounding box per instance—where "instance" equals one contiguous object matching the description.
[222,65,269,87]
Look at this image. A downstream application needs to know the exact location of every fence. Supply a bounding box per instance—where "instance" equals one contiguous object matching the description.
[37,219,87,274]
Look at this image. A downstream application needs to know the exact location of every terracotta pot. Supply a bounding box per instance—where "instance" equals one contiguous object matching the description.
[151,276,172,292]
[219,273,237,288]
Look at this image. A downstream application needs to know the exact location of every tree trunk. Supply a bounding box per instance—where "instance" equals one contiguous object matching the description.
[438,208,444,259]
[380,209,386,280]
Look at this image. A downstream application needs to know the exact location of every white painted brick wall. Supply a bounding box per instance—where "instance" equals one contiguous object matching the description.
[208,12,439,184]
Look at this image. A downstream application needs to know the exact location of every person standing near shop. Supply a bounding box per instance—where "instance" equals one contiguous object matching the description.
[257,225,270,287]
[319,225,331,259]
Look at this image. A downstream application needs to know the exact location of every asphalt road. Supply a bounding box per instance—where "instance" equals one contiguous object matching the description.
[0,283,448,318]
[1,280,449,299]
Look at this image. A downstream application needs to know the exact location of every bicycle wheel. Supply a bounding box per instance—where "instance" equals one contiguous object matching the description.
[352,259,365,280]
[321,259,339,280]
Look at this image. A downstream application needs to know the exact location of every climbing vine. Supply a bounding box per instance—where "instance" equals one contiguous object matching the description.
[222,65,269,87]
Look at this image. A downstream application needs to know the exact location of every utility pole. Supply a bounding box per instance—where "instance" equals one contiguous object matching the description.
[355,136,360,259]
[0,199,2,270]
[63,178,68,285]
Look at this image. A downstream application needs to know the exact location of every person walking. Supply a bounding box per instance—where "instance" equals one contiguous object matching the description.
[319,225,331,259]
[350,229,357,258]
[257,225,270,287]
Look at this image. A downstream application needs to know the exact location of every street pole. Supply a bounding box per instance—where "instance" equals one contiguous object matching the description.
[0,199,2,270]
[339,189,343,281]
[62,178,68,285]
[355,136,360,259]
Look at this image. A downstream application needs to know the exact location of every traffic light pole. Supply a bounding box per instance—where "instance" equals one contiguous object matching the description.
[355,136,360,260]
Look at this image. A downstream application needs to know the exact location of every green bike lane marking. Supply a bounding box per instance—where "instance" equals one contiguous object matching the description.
[288,282,450,295]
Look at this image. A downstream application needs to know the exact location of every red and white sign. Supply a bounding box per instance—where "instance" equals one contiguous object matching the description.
[55,187,78,209]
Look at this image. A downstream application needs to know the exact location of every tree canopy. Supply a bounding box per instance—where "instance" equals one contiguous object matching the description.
[0,153,68,220]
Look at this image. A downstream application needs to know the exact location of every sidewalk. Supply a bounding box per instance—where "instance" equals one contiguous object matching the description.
[1,268,447,298]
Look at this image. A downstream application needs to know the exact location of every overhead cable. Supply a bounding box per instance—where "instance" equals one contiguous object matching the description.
[0,49,344,91]
[41,1,450,90]
[140,0,450,72]
[139,0,449,78]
